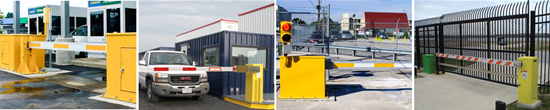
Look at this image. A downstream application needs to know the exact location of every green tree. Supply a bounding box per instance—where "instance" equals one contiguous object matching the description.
[311,17,340,31]
[0,9,4,34]
[291,18,307,25]
[5,12,12,18]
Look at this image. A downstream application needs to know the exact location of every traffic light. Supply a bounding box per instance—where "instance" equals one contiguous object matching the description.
[280,21,292,45]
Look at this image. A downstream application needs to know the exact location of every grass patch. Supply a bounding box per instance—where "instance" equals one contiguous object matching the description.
[506,94,550,110]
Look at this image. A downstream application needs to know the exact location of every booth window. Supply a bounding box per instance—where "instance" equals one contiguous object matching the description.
[76,17,86,28]
[107,8,121,33]
[71,25,87,36]
[90,11,104,36]
[38,17,44,35]
[203,47,219,67]
[30,18,36,34]
[231,46,268,68]
[70,17,75,32]
[51,16,61,35]
[125,8,136,32]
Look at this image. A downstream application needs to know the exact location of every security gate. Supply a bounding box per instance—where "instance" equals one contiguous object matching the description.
[415,1,550,93]
[415,1,532,86]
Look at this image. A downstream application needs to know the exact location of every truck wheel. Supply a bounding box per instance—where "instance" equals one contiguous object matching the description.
[147,79,159,103]
[193,95,204,101]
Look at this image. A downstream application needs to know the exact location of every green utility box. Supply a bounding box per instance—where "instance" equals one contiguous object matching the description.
[423,54,436,74]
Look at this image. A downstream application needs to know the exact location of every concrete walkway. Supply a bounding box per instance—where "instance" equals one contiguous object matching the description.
[415,72,517,110]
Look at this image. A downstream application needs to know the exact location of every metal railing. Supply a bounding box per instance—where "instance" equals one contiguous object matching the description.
[289,43,412,55]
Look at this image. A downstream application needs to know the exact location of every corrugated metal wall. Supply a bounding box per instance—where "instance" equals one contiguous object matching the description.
[175,31,274,95]
[238,5,275,35]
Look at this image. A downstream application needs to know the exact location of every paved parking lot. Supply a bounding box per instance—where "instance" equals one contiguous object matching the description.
[0,65,129,109]
[276,55,412,109]
[138,88,253,110]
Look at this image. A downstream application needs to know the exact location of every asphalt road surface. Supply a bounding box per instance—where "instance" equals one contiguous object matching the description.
[138,88,253,110]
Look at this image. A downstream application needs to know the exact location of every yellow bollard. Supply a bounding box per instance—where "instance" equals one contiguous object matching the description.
[517,56,541,109]
[245,64,263,103]
[404,37,407,42]
[392,37,395,42]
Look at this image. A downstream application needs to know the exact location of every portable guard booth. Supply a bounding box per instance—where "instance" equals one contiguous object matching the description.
[175,30,274,95]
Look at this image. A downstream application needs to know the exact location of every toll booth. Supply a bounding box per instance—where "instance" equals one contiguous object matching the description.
[86,1,136,58]
[27,5,87,40]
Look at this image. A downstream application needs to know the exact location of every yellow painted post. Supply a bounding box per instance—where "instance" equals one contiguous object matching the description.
[517,56,541,109]
[404,37,407,42]
[245,64,263,103]
[101,33,136,103]
[391,37,395,42]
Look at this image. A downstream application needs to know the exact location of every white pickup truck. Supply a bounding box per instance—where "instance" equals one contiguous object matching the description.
[138,50,209,102]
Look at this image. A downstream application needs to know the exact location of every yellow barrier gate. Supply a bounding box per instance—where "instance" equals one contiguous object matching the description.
[435,53,541,109]
[100,33,137,103]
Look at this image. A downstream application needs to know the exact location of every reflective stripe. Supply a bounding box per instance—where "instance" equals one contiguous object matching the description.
[332,61,412,69]
[28,41,107,53]
[436,53,514,67]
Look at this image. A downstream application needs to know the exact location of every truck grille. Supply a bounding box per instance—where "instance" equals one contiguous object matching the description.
[170,76,200,83]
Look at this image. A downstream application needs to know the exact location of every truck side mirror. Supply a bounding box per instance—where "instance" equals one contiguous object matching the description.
[139,60,146,65]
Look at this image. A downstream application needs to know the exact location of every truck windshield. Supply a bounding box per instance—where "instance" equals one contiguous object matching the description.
[149,52,191,65]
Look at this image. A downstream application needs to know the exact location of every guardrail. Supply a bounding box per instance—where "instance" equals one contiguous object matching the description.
[346,40,411,45]
[289,43,412,55]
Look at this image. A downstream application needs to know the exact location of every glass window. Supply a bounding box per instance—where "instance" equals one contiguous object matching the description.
[149,52,191,65]
[51,16,61,35]
[38,17,44,34]
[90,11,104,36]
[203,47,219,67]
[29,18,36,34]
[107,8,120,33]
[70,17,75,32]
[231,47,268,68]
[142,52,149,64]
[76,17,86,28]
[71,26,87,36]
[125,8,136,32]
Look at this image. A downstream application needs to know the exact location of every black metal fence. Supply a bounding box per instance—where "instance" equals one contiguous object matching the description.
[415,1,550,93]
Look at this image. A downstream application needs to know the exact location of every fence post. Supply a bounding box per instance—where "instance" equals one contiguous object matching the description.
[530,11,535,56]
[335,49,339,55]
[371,52,374,59]
[516,56,540,109]
[487,21,491,80]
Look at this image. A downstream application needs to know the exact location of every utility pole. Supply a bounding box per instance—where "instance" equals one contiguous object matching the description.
[317,0,321,30]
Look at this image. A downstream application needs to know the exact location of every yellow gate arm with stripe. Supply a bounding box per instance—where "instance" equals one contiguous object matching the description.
[28,41,106,53]
[332,61,413,69]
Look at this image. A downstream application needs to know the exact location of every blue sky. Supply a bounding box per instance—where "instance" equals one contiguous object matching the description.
[277,0,413,22]
[139,0,273,52]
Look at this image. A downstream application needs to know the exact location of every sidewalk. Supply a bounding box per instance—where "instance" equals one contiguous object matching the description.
[415,72,517,110]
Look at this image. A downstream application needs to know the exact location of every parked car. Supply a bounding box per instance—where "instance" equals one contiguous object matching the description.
[308,30,325,43]
[341,30,352,40]
[330,30,341,40]
[139,50,208,102]
[376,32,389,39]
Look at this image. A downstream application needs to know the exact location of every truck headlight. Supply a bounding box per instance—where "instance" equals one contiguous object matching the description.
[155,73,168,78]
[200,73,208,77]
